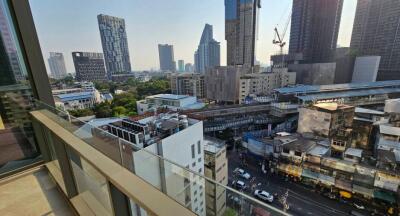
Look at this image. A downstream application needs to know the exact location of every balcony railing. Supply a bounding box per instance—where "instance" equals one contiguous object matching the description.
[31,99,289,216]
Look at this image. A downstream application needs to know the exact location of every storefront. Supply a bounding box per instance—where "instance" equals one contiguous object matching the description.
[277,163,303,178]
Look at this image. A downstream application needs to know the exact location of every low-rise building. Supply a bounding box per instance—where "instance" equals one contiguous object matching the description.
[203,137,227,216]
[136,94,205,115]
[238,68,296,104]
[101,113,206,215]
[170,73,205,98]
[54,91,97,110]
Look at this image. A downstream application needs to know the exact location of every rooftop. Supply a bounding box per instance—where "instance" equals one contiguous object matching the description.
[55,91,94,102]
[204,136,225,154]
[313,102,353,111]
[355,107,385,115]
[275,80,400,95]
[307,145,329,157]
[280,134,318,152]
[148,94,190,100]
[379,124,400,136]
[296,88,400,102]
[344,148,363,158]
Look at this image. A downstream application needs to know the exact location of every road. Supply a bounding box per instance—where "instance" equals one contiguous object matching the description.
[227,150,369,216]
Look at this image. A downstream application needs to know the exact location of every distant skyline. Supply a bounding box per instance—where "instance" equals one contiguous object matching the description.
[29,0,356,73]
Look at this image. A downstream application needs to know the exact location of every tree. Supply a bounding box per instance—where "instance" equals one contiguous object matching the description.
[68,108,94,117]
[112,106,127,117]
[93,102,112,118]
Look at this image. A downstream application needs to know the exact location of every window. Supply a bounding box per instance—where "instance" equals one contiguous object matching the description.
[198,168,202,173]
[192,162,196,167]
[0,1,48,175]
[197,141,201,154]
[191,144,195,158]
[198,157,201,162]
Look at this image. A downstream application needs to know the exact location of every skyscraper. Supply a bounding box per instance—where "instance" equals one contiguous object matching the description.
[158,44,175,71]
[185,63,194,72]
[178,60,185,72]
[0,2,24,82]
[194,24,220,73]
[225,0,260,66]
[97,14,132,79]
[0,28,14,85]
[48,52,67,79]
[72,52,107,82]
[350,0,400,81]
[289,0,343,63]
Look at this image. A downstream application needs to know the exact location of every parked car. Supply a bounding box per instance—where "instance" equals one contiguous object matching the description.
[231,180,247,190]
[254,190,274,203]
[234,168,251,180]
[353,202,365,210]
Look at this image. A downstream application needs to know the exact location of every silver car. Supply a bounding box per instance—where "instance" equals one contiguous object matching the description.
[254,190,274,203]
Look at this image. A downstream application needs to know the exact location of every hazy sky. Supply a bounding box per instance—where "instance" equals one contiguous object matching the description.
[29,0,357,73]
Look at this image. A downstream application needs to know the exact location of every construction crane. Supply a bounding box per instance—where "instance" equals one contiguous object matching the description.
[273,9,291,67]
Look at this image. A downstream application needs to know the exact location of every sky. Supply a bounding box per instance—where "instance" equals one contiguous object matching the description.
[29,0,357,73]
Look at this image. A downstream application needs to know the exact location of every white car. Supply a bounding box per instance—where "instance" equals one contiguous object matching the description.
[235,168,251,180]
[254,190,274,203]
[231,180,247,190]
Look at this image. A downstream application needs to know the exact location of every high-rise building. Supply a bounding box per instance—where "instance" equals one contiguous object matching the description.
[350,0,400,81]
[97,14,132,79]
[158,44,175,71]
[178,60,184,72]
[194,24,220,73]
[0,2,24,82]
[185,63,194,72]
[48,52,67,79]
[289,0,343,63]
[0,2,290,216]
[72,52,107,82]
[225,0,260,67]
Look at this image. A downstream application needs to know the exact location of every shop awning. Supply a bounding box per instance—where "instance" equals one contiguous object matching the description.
[339,191,352,199]
[302,169,319,180]
[373,190,396,204]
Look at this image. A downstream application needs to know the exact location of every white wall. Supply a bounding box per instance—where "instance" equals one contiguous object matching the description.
[352,56,380,83]
[161,121,206,215]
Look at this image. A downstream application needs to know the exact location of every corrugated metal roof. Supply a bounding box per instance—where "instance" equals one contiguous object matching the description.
[297,88,400,102]
[380,124,400,136]
[344,148,363,158]
[55,91,94,102]
[355,107,385,115]
[275,80,400,94]
[150,94,189,100]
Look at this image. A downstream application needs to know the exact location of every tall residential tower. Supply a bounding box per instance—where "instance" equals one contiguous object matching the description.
[289,0,343,63]
[48,52,67,79]
[225,0,260,67]
[194,24,220,73]
[97,14,132,79]
[350,0,400,81]
[158,44,175,71]
[72,52,107,82]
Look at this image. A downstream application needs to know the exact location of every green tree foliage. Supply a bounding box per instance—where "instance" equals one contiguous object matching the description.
[112,106,127,117]
[136,79,170,98]
[91,77,170,117]
[93,102,113,118]
[68,108,94,117]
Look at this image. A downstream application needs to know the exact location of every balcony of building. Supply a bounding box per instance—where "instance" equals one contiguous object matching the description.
[0,100,289,216]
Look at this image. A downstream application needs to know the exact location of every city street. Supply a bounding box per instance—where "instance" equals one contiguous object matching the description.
[227,150,369,216]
